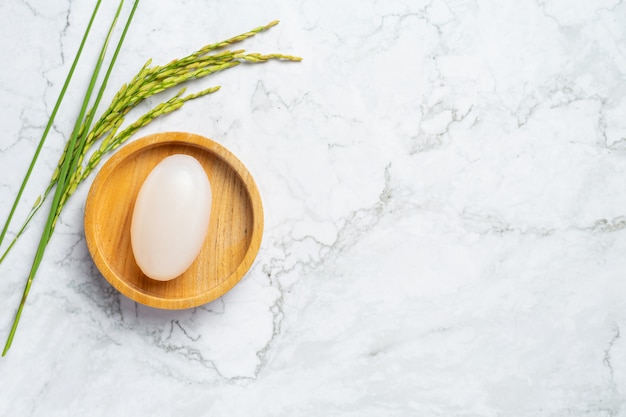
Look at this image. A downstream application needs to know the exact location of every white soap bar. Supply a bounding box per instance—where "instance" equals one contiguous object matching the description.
[130,154,212,281]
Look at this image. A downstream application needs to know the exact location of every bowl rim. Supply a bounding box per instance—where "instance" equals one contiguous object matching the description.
[84,131,264,309]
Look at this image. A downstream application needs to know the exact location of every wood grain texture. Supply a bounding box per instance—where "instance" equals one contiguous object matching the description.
[84,132,263,309]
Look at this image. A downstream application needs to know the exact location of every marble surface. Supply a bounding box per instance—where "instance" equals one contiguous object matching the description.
[1,0,626,415]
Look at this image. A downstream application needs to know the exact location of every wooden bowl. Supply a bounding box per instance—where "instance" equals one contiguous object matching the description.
[84,132,263,309]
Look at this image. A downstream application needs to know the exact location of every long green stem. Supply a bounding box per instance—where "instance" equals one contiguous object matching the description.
[58,0,141,218]
[70,0,140,169]
[0,0,103,252]
[2,0,131,356]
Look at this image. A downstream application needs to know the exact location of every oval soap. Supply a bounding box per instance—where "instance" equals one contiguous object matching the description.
[130,154,212,281]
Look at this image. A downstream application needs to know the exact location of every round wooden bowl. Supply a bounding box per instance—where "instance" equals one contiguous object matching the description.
[84,132,263,309]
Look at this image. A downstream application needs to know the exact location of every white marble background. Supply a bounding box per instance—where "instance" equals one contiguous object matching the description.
[0,0,625,415]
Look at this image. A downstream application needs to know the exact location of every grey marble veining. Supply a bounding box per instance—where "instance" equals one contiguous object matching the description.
[1,0,626,415]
